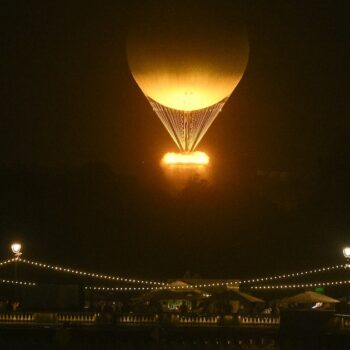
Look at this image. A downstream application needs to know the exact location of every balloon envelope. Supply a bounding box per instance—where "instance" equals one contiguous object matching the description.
[127,0,249,151]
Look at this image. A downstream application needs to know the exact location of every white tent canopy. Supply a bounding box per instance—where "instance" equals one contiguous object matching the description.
[281,291,339,304]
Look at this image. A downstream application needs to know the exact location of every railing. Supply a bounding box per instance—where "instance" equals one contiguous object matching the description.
[7,312,350,333]
[0,312,98,325]
[117,314,158,325]
[0,312,280,328]
[238,315,280,326]
[58,313,98,324]
[171,314,220,325]
[0,313,34,323]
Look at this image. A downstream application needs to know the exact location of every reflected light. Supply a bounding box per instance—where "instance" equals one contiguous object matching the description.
[162,151,209,165]
[312,302,323,309]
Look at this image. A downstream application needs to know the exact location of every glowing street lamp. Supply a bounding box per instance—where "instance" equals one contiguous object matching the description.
[343,247,350,259]
[10,242,22,293]
[343,247,350,268]
[11,242,22,258]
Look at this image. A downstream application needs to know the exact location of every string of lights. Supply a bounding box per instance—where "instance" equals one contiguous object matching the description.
[84,283,236,292]
[0,278,36,286]
[86,278,350,292]
[84,286,155,292]
[167,281,239,289]
[0,258,18,267]
[2,255,347,291]
[250,279,350,290]
[153,263,346,290]
[82,264,345,290]
[84,284,235,292]
[240,264,345,284]
[4,256,240,289]
[1,276,350,292]
[16,258,165,286]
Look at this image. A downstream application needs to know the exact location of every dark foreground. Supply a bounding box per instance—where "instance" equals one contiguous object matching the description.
[1,326,350,350]
[0,327,277,350]
[0,312,350,349]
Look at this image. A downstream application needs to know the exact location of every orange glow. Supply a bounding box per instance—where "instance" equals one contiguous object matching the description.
[127,20,249,111]
[160,151,211,191]
[129,72,244,111]
[162,151,209,165]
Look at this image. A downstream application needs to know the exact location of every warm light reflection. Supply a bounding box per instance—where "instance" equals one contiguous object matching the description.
[162,151,209,165]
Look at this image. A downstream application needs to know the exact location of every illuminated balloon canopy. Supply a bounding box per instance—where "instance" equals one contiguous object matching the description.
[128,0,249,152]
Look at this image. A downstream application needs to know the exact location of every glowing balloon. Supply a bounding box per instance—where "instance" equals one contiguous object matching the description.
[128,0,249,152]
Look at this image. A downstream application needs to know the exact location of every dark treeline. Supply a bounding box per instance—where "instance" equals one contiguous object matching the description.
[0,141,349,281]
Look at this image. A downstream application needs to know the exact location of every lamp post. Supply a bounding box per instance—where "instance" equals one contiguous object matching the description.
[10,242,22,304]
[343,247,350,268]
[11,242,22,281]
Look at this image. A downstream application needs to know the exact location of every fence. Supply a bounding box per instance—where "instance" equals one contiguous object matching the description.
[171,314,220,325]
[0,312,97,325]
[238,315,280,326]
[117,314,158,325]
[0,313,34,323]
[0,312,280,328]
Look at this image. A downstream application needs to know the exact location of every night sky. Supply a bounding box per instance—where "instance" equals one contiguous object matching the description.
[0,1,349,281]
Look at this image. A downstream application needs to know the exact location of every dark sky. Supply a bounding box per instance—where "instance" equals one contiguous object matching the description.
[0,1,349,281]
